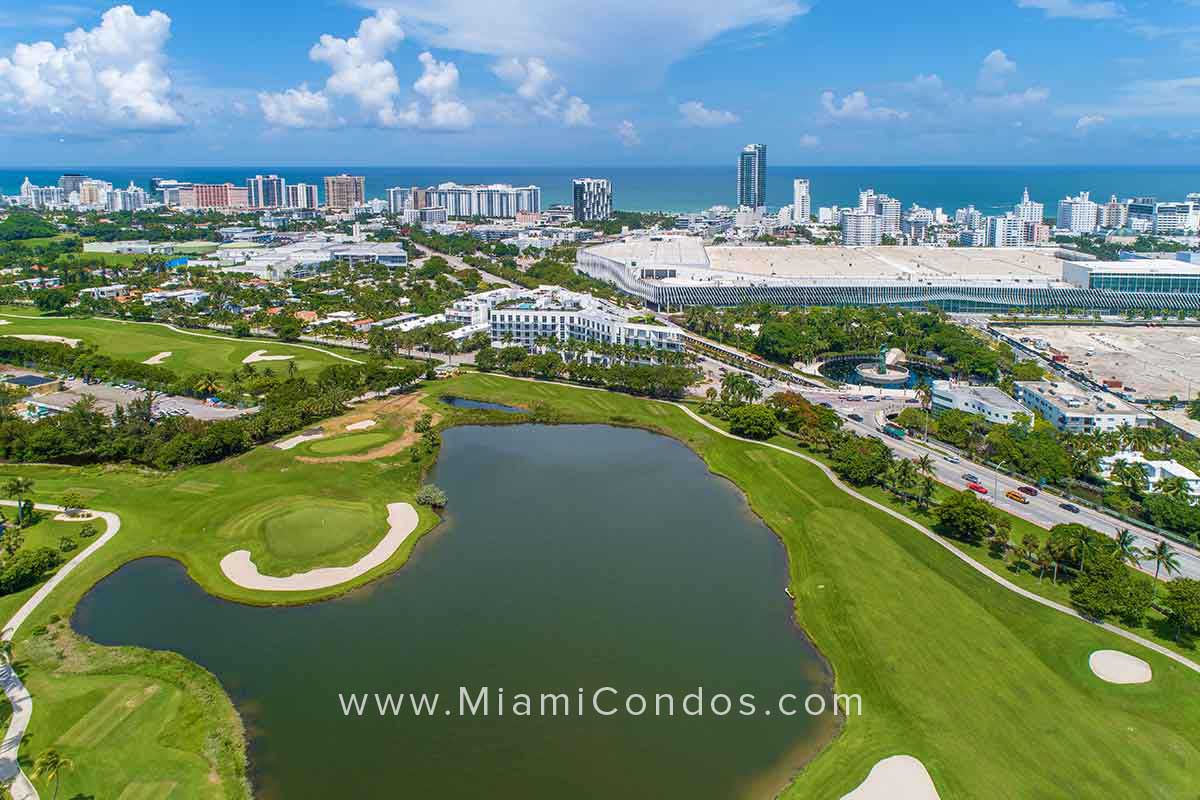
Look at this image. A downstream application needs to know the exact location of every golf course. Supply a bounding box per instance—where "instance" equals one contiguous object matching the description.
[0,367,1197,798]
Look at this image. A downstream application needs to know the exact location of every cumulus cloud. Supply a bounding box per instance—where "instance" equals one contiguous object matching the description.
[0,5,183,132]
[616,119,640,146]
[799,133,819,147]
[1015,0,1121,20]
[678,100,739,127]
[492,56,591,126]
[1075,113,1106,129]
[820,90,908,121]
[258,84,336,128]
[973,86,1050,110]
[366,0,809,81]
[259,10,470,131]
[978,49,1016,91]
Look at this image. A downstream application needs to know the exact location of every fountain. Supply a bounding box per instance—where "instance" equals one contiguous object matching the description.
[854,345,912,386]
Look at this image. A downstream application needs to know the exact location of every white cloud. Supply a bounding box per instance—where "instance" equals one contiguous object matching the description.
[616,119,639,146]
[1076,113,1106,129]
[798,133,819,147]
[1015,0,1121,20]
[260,11,471,131]
[258,84,336,128]
[365,0,810,81]
[678,100,739,127]
[491,56,591,126]
[973,86,1050,110]
[414,50,472,129]
[1070,76,1200,118]
[820,90,908,121]
[0,5,183,132]
[978,49,1016,91]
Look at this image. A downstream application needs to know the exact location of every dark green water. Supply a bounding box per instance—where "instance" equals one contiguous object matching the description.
[74,424,834,799]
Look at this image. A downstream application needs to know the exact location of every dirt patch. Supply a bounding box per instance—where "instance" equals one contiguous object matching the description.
[295,392,437,464]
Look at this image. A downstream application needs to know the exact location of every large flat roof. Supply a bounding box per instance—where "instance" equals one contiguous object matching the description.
[705,245,1065,281]
[587,237,710,268]
[1071,260,1200,276]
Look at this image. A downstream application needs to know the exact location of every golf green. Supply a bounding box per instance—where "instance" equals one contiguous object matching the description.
[303,432,392,456]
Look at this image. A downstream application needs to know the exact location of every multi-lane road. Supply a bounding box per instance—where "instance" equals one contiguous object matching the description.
[692,353,1200,581]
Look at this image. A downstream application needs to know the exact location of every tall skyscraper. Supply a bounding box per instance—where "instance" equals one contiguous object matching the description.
[1013,187,1044,224]
[1057,191,1099,233]
[286,183,320,210]
[573,178,612,222]
[247,174,286,208]
[736,144,766,210]
[792,179,810,223]
[323,174,366,211]
[58,173,87,197]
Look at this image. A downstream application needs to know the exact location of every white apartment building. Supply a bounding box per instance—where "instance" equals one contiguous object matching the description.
[451,286,681,356]
[985,213,1026,247]
[425,183,541,218]
[286,183,320,210]
[955,205,983,229]
[1056,191,1099,233]
[1101,195,1128,229]
[572,178,612,222]
[841,210,882,246]
[1100,452,1200,498]
[1013,188,1043,223]
[107,182,148,212]
[792,179,811,223]
[1013,381,1154,434]
[387,187,411,214]
[1151,201,1200,234]
[874,195,902,235]
[78,284,130,300]
[931,380,1029,425]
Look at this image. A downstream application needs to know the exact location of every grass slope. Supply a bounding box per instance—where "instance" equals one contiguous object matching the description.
[0,313,356,377]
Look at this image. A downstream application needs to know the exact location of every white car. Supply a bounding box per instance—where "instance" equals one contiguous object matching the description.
[944,455,961,464]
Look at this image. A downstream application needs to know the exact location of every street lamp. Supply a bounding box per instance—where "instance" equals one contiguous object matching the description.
[993,460,1006,503]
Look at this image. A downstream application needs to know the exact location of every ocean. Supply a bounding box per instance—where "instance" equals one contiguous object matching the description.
[3,165,1199,215]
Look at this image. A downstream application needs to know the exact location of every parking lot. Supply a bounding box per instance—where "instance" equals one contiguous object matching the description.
[27,378,251,421]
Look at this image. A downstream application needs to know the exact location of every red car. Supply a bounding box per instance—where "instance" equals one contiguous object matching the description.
[967,482,988,494]
[1018,485,1039,496]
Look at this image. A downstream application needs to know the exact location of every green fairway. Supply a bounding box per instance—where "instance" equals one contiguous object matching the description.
[0,313,358,377]
[0,371,1196,798]
[303,431,392,455]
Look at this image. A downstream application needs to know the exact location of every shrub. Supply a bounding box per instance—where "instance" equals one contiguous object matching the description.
[414,413,433,433]
[727,404,779,440]
[0,547,63,595]
[58,537,77,553]
[415,484,448,508]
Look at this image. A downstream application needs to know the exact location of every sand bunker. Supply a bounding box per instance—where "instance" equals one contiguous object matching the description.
[345,419,378,431]
[4,334,80,347]
[274,430,325,450]
[1089,650,1152,684]
[242,349,294,364]
[842,756,940,800]
[219,502,420,591]
[142,351,172,365]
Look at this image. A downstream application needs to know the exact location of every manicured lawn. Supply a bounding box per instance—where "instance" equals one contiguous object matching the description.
[303,431,393,456]
[227,496,386,575]
[0,371,1196,798]
[0,313,359,377]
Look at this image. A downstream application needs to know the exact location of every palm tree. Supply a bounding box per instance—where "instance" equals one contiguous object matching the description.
[194,372,221,396]
[1110,529,1142,567]
[918,475,937,510]
[31,749,73,800]
[0,639,12,667]
[915,454,935,478]
[3,477,33,527]
[1145,539,1181,597]
[1156,476,1191,500]
[1070,527,1097,571]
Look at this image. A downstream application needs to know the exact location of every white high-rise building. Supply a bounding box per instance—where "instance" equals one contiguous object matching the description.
[792,179,811,223]
[874,194,901,235]
[1056,191,1099,233]
[77,179,113,208]
[858,188,876,213]
[246,174,286,208]
[841,209,882,246]
[107,182,148,212]
[985,213,1026,247]
[1101,195,1128,229]
[1014,188,1044,223]
[387,187,412,214]
[955,205,983,229]
[286,183,320,210]
[572,177,612,222]
[425,183,541,218]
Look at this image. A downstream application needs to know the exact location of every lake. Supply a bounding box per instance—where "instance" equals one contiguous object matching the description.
[73,424,834,799]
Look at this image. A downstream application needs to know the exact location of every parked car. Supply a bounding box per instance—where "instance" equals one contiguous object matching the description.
[967,482,988,494]
[1060,502,1081,514]
[1018,486,1038,496]
[962,473,981,483]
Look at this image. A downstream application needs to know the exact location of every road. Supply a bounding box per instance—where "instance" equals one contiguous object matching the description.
[689,343,1200,580]
[410,242,518,288]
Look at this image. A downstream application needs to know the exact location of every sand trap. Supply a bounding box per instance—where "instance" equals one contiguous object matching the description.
[220,502,420,591]
[842,756,940,800]
[1089,650,1152,684]
[54,510,101,522]
[274,430,325,450]
[142,351,172,365]
[242,349,294,364]
[345,419,377,431]
[0,320,9,325]
[4,334,80,347]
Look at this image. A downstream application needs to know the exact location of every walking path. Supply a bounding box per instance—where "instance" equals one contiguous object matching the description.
[0,501,123,800]
[669,403,1200,676]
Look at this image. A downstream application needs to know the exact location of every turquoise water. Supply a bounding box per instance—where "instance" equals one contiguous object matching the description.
[5,165,1199,214]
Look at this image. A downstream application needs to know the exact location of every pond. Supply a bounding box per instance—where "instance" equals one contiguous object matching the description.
[74,424,835,799]
[440,395,527,413]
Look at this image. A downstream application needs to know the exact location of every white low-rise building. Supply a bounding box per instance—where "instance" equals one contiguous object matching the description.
[1100,452,1200,497]
[931,380,1029,424]
[1013,380,1154,433]
[142,289,209,305]
[78,284,129,300]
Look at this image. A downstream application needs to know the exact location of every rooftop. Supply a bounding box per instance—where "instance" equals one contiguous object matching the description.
[1014,380,1147,416]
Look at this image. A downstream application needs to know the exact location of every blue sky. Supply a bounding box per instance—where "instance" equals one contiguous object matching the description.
[0,0,1198,165]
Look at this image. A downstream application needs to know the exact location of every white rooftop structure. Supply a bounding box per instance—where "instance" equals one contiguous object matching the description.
[1100,452,1200,497]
